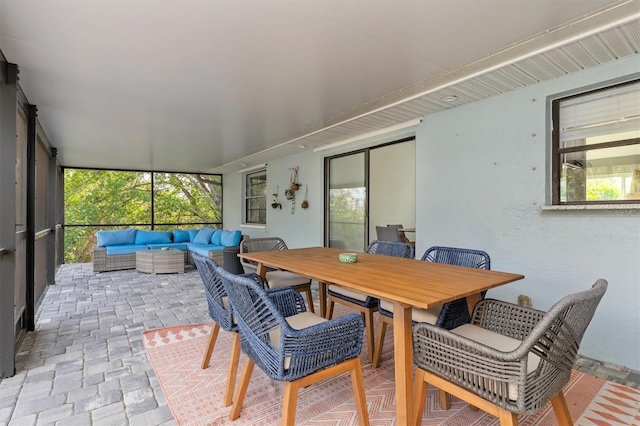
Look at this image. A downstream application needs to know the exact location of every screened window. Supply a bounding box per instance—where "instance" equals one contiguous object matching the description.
[552,80,640,204]
[244,169,267,224]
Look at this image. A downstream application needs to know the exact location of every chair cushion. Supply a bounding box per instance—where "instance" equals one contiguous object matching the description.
[328,285,369,303]
[173,229,190,243]
[451,324,541,400]
[135,230,172,245]
[269,312,327,369]
[266,271,310,288]
[379,299,442,324]
[187,244,225,257]
[105,244,148,256]
[187,229,200,242]
[96,229,137,247]
[220,230,242,247]
[193,227,216,244]
[211,229,223,245]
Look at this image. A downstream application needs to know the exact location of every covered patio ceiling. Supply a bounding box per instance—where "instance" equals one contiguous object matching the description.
[0,0,639,174]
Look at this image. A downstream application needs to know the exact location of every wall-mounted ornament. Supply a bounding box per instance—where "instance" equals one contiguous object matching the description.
[289,166,300,191]
[271,185,282,209]
[284,188,295,214]
[301,185,309,209]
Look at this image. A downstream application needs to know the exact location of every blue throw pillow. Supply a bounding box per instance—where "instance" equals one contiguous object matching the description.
[193,227,215,244]
[96,229,137,247]
[211,230,223,245]
[220,230,241,247]
[173,229,190,243]
[135,230,172,245]
[187,229,200,242]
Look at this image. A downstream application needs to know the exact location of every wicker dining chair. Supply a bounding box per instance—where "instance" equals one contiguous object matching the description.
[326,240,415,363]
[239,237,315,313]
[191,253,244,406]
[216,267,370,426]
[412,279,608,426]
[372,246,490,369]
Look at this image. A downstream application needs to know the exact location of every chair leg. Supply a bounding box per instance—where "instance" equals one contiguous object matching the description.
[201,323,220,369]
[326,299,335,319]
[303,287,315,314]
[372,317,387,368]
[229,356,255,420]
[413,368,428,426]
[497,409,518,426]
[349,357,370,426]
[438,389,451,410]
[282,381,300,426]
[223,332,242,407]
[364,310,375,364]
[550,391,573,425]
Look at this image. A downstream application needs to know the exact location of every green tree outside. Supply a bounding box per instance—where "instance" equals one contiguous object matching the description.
[64,169,222,263]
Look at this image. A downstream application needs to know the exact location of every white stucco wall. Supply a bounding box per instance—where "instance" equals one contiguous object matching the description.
[415,55,640,370]
[224,150,325,248]
[223,54,640,370]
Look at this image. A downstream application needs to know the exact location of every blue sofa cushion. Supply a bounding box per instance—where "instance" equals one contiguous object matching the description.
[221,230,242,247]
[187,229,200,242]
[211,229,223,245]
[193,227,215,244]
[105,244,148,256]
[135,230,172,245]
[97,229,137,247]
[173,229,190,243]
[187,243,225,257]
[147,243,188,251]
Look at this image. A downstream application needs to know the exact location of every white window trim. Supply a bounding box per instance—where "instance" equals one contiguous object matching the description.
[243,168,267,226]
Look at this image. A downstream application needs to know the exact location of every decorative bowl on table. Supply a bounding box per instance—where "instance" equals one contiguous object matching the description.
[339,253,358,263]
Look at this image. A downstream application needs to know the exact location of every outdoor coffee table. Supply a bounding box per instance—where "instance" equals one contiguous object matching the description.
[136,249,184,274]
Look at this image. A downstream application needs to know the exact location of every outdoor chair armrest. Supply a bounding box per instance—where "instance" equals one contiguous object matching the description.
[240,272,267,288]
[280,313,364,378]
[266,287,308,317]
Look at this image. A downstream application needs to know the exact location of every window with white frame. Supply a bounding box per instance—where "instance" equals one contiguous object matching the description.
[244,169,267,224]
[551,79,640,205]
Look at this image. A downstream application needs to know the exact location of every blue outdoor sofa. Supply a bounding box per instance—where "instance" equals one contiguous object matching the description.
[92,227,243,273]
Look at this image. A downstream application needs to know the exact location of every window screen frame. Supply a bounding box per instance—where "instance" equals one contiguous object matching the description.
[244,168,267,225]
[551,78,640,205]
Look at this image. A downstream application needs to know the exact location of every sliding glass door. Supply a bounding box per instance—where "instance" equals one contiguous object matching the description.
[325,137,416,252]
[326,152,367,251]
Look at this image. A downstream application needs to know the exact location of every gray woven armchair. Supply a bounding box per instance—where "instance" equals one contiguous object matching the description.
[216,267,369,426]
[240,237,315,313]
[412,279,608,426]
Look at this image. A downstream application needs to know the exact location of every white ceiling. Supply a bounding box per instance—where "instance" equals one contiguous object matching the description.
[1,0,638,174]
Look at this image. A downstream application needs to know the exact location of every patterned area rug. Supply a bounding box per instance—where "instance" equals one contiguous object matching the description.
[143,322,640,425]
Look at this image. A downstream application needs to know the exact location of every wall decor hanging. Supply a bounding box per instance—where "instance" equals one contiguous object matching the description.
[289,166,300,191]
[301,185,309,209]
[284,188,295,214]
[271,185,282,209]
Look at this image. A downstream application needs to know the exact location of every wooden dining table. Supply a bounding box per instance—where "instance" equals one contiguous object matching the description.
[238,246,524,425]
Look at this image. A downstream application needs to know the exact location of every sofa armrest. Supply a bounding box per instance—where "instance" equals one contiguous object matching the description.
[93,247,107,272]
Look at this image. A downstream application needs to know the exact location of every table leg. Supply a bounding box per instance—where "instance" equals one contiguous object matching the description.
[318,281,327,318]
[256,262,267,281]
[465,293,482,317]
[392,301,413,425]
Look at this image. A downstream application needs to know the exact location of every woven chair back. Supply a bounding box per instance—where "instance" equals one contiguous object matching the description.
[240,237,289,271]
[367,240,415,258]
[191,253,236,332]
[422,246,490,270]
